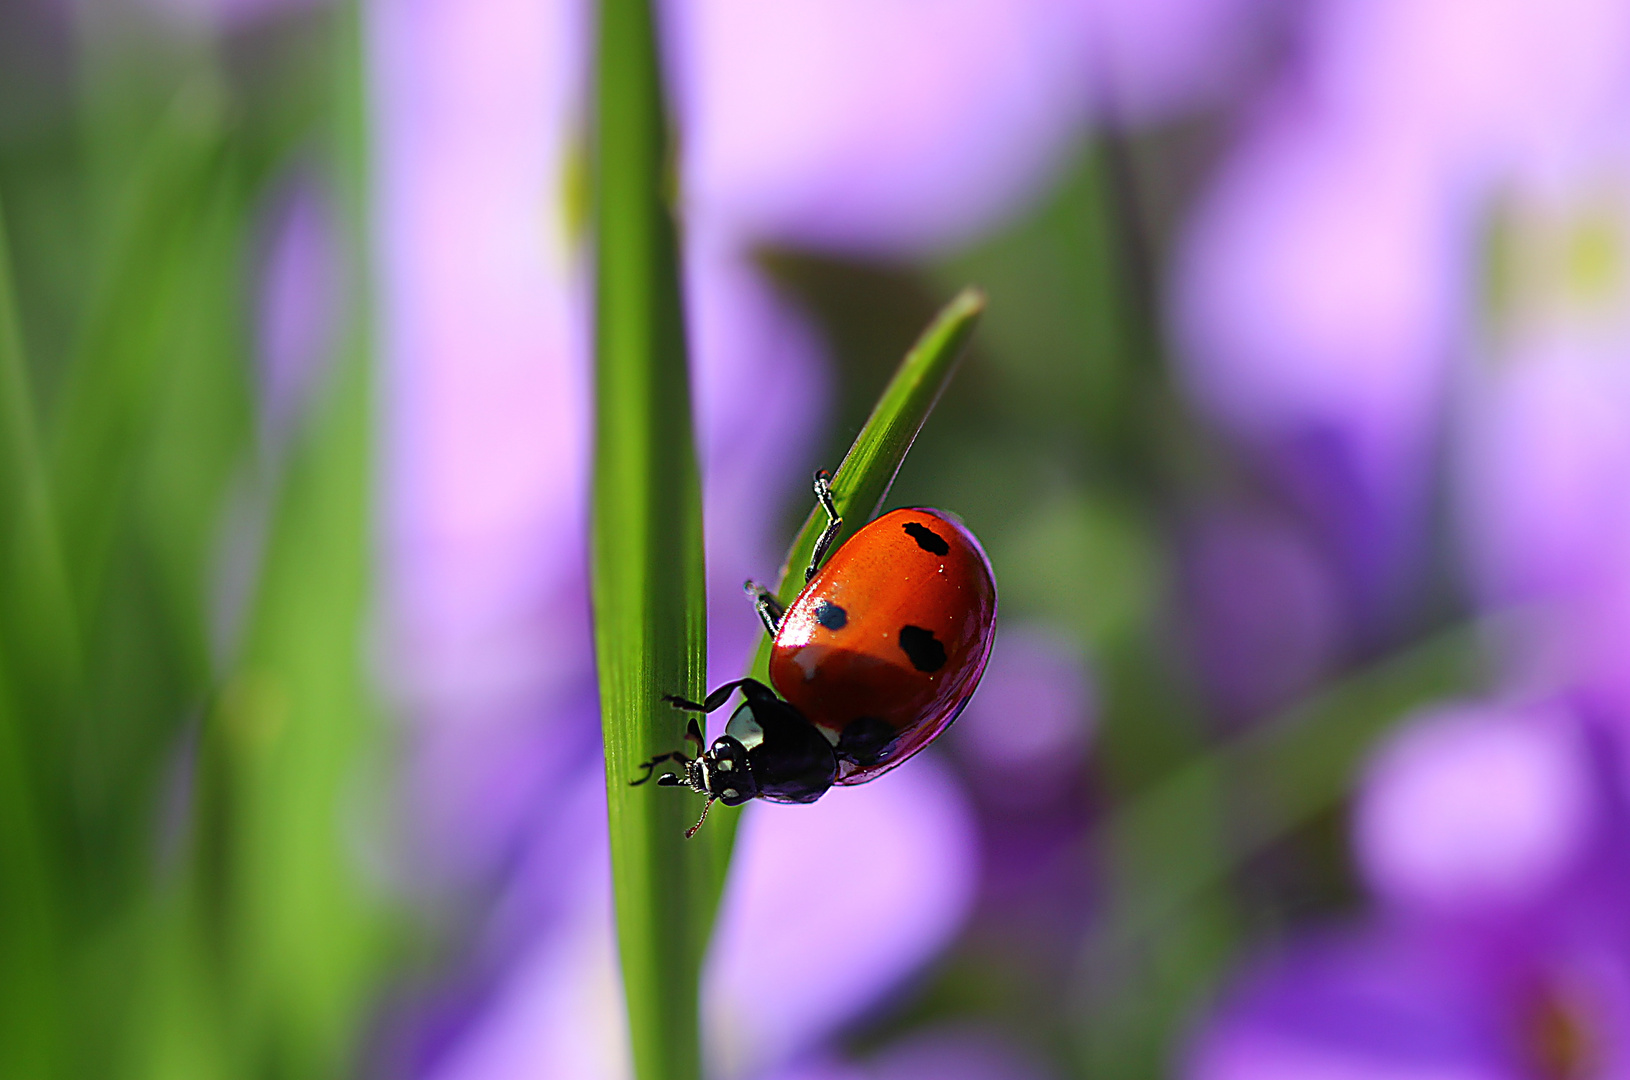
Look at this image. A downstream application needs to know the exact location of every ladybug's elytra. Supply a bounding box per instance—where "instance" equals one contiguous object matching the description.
[632,470,997,836]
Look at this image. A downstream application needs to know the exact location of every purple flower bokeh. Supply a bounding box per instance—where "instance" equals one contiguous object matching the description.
[1192,923,1630,1080]
[1174,0,1630,665]
[408,756,977,1080]
[670,0,1277,256]
[668,0,1089,255]
[1179,3,1630,1070]
[1188,699,1630,1080]
[1172,96,1462,640]
[1352,704,1597,919]
[1178,505,1342,725]
[255,172,342,454]
[951,623,1096,812]
[945,623,1099,995]
[1453,151,1630,713]
[371,0,597,900]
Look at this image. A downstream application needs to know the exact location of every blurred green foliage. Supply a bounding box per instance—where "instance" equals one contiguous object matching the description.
[0,5,391,1078]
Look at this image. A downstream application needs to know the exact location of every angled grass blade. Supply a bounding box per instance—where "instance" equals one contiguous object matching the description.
[748,288,985,674]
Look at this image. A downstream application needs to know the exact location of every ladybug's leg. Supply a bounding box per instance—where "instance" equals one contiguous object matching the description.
[663,679,752,714]
[744,579,784,636]
[630,751,691,787]
[804,469,843,583]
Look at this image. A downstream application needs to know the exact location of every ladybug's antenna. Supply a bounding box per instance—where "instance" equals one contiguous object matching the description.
[684,796,717,839]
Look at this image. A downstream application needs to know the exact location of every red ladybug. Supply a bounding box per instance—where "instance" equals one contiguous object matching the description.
[633,470,997,836]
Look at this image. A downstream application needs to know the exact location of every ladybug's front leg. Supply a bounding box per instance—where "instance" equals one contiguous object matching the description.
[629,719,705,787]
[662,679,753,714]
[629,751,691,787]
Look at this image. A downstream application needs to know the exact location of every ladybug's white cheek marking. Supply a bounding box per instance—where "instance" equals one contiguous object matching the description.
[723,789,739,800]
[726,712,765,750]
[716,759,734,772]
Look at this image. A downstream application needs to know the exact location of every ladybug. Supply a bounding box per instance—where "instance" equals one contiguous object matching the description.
[632,469,997,836]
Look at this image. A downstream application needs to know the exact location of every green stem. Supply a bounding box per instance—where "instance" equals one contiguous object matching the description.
[591,0,715,1077]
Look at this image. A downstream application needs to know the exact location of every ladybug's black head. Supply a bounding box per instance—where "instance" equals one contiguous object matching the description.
[697,736,760,806]
[651,734,759,838]
[636,678,835,836]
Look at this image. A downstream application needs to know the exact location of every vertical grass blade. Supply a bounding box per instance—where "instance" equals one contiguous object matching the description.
[590,0,715,1078]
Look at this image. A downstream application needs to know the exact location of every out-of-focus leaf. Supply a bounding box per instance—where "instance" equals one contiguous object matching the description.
[210,331,391,1076]
[0,193,77,693]
[50,80,232,633]
[1071,625,1485,1078]
[0,190,64,1080]
[757,287,985,620]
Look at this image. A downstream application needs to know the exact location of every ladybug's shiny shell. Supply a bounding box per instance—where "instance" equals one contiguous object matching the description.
[768,507,997,783]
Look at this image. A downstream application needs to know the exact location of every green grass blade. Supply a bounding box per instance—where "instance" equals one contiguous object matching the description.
[53,91,227,566]
[0,195,62,1080]
[590,0,715,1078]
[0,194,80,699]
[218,332,390,1077]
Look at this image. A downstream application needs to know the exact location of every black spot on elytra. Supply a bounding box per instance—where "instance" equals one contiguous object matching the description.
[836,716,896,765]
[903,520,950,556]
[814,599,848,630]
[898,625,946,673]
